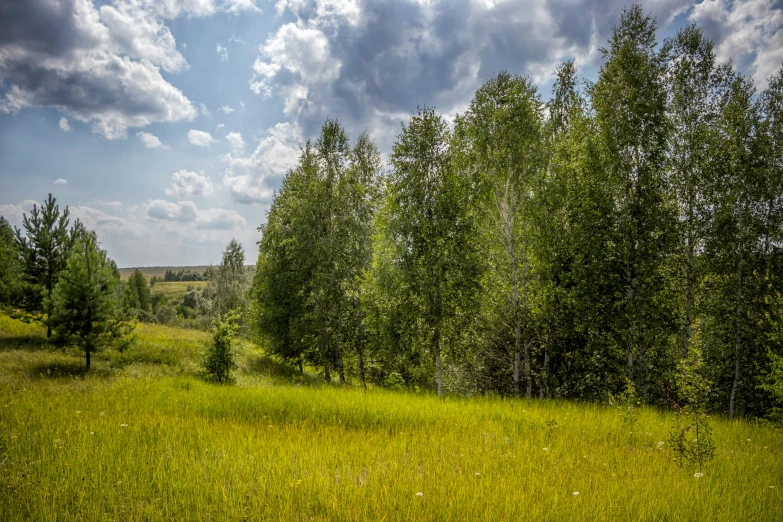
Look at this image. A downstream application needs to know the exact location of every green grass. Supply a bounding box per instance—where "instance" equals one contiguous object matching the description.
[149,281,208,301]
[0,315,781,520]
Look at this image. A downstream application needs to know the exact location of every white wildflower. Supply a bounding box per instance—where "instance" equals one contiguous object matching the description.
[694,473,704,478]
[415,492,424,497]
[120,424,128,428]
[474,472,481,477]
[657,441,665,449]
[573,491,580,496]
[543,448,549,452]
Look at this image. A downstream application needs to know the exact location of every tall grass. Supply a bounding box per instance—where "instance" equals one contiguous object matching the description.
[0,315,780,521]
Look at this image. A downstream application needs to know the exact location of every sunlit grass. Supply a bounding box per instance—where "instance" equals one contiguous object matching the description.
[0,314,781,520]
[148,281,208,301]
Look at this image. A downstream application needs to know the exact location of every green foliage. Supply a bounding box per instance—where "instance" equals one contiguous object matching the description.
[0,216,24,307]
[202,310,239,383]
[14,194,84,324]
[124,269,152,312]
[45,234,133,369]
[615,378,641,434]
[669,328,715,472]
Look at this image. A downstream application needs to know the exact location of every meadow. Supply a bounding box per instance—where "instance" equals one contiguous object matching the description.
[118,267,212,281]
[148,280,208,301]
[0,314,781,521]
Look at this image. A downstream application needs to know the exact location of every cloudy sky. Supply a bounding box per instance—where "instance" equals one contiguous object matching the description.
[1,0,782,267]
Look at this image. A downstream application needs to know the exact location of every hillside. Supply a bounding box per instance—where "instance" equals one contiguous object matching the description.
[0,314,780,521]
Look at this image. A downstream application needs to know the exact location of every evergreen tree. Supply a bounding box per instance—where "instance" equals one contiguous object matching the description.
[46,233,131,370]
[0,216,24,307]
[15,194,83,334]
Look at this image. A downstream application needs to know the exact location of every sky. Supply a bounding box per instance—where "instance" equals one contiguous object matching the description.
[1,0,782,268]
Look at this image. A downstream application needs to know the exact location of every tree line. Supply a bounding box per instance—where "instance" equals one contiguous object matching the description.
[252,6,783,419]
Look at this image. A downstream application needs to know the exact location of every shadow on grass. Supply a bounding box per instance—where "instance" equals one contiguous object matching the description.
[28,360,112,379]
[0,336,50,352]
[243,354,319,384]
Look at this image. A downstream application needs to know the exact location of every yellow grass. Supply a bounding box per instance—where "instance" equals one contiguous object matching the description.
[0,314,781,521]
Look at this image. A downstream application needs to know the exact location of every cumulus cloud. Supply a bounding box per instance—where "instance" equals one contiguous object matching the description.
[136,131,167,149]
[222,122,303,204]
[0,0,260,139]
[0,200,39,225]
[221,105,235,114]
[188,129,215,147]
[250,0,782,147]
[226,131,245,152]
[146,199,246,229]
[54,178,68,186]
[690,0,783,86]
[199,103,211,117]
[59,117,71,132]
[217,43,229,62]
[165,170,215,199]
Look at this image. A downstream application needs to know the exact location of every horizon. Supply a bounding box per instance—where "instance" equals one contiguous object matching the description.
[2,0,783,266]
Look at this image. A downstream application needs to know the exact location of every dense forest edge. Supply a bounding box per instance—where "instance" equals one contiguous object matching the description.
[2,5,783,425]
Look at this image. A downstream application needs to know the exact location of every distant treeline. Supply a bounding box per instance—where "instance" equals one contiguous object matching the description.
[157,268,210,283]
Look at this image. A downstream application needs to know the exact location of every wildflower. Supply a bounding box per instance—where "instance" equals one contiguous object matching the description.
[415,492,424,497]
[573,492,580,496]
[90,432,94,435]
[770,486,775,489]
[99,412,105,416]
[474,472,481,477]
[747,439,751,442]
[543,448,549,452]
[657,442,665,449]
[76,411,81,414]
[694,473,704,478]
[268,425,274,428]
[120,424,128,428]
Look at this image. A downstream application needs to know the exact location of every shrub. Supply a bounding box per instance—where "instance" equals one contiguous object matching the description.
[156,305,178,325]
[201,310,239,383]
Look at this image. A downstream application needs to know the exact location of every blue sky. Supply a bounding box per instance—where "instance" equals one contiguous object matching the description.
[1,0,782,267]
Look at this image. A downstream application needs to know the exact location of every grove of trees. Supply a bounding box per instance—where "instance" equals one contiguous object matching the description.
[251,6,783,419]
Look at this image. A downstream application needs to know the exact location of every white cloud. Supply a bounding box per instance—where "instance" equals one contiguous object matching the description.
[165,170,215,199]
[0,0,198,139]
[221,105,235,114]
[222,122,302,203]
[224,0,261,14]
[690,0,783,86]
[54,178,68,186]
[0,200,39,225]
[217,43,229,62]
[217,123,226,131]
[136,131,167,149]
[199,103,211,117]
[226,131,245,152]
[146,199,246,229]
[250,22,340,112]
[188,129,215,147]
[59,117,71,132]
[84,199,123,208]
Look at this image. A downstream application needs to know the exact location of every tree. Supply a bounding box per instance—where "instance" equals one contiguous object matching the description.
[386,106,482,397]
[15,194,83,335]
[46,233,131,370]
[0,216,23,307]
[591,5,676,400]
[124,269,152,312]
[454,71,546,397]
[665,25,719,358]
[203,239,252,325]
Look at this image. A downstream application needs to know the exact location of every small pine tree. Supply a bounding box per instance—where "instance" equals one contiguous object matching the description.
[202,310,240,383]
[669,323,715,472]
[46,234,132,370]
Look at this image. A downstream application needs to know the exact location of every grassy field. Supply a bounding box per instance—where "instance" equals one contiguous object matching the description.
[118,266,211,281]
[149,281,208,301]
[0,314,781,521]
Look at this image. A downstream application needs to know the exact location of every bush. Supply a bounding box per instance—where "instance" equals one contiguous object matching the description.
[156,305,178,325]
[201,311,239,383]
[130,309,157,323]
